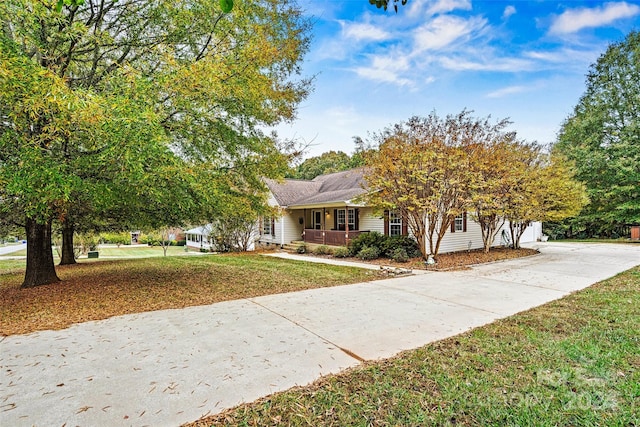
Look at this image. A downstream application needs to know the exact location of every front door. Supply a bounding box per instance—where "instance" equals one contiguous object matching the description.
[313,211,322,229]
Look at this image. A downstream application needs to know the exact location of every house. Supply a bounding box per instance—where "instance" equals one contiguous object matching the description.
[258,168,543,252]
[185,224,214,251]
[185,223,258,252]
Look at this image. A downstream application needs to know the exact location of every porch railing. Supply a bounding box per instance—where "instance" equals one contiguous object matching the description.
[303,229,363,246]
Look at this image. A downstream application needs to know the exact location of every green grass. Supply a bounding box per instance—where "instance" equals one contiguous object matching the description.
[93,245,189,257]
[552,238,634,244]
[0,244,189,259]
[188,266,640,427]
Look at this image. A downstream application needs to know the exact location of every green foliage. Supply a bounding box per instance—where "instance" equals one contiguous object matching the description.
[100,232,131,247]
[369,0,408,13]
[55,0,84,13]
[289,151,363,180]
[381,235,421,258]
[1,0,313,286]
[219,0,233,13]
[138,233,174,247]
[348,231,387,257]
[390,247,409,263]
[313,245,332,255]
[554,31,640,238]
[357,246,380,260]
[76,233,100,253]
[349,232,419,260]
[333,246,350,258]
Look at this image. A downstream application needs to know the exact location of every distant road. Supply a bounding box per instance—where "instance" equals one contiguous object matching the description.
[0,242,27,256]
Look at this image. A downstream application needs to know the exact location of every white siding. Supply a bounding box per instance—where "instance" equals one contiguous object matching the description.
[520,221,543,243]
[437,218,486,253]
[359,207,385,234]
[281,211,303,243]
[499,220,543,245]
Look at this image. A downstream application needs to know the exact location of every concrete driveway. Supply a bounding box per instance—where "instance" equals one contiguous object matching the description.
[0,243,26,256]
[1,242,639,426]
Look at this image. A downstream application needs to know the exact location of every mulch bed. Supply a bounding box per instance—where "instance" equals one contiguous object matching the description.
[306,247,540,271]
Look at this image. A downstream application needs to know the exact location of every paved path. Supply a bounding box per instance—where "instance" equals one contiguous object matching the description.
[1,243,638,427]
[0,243,26,256]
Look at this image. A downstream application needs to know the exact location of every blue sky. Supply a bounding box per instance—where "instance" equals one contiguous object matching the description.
[274,0,640,158]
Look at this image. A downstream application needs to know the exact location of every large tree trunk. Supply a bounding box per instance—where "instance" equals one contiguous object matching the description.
[22,217,60,288]
[59,219,77,265]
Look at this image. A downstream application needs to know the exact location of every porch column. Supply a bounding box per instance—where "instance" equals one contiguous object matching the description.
[345,205,349,243]
[303,209,306,242]
[322,208,326,244]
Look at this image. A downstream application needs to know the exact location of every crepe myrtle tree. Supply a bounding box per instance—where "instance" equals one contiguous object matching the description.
[364,111,491,259]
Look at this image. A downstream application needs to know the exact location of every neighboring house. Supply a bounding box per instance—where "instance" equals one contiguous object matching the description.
[185,224,214,251]
[259,168,543,252]
[185,223,257,252]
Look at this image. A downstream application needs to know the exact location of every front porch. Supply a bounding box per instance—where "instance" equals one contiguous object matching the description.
[291,206,367,247]
[302,229,364,246]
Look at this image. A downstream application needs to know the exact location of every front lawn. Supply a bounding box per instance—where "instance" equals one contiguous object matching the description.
[188,266,640,426]
[0,244,189,260]
[0,254,379,336]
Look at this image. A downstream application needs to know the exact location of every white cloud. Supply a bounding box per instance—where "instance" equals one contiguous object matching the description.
[413,15,488,51]
[439,56,534,72]
[353,53,414,86]
[340,21,390,42]
[486,85,527,98]
[524,48,605,70]
[549,2,640,34]
[502,5,516,20]
[426,0,472,16]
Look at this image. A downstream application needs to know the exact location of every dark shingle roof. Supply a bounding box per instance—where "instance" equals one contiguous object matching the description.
[265,168,367,207]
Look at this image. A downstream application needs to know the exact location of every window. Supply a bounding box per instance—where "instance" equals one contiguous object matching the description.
[262,217,274,235]
[337,209,345,228]
[389,211,402,236]
[337,209,356,230]
[454,215,464,232]
[452,212,467,233]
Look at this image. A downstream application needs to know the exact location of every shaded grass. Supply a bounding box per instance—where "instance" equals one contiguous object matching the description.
[0,254,379,336]
[187,266,640,427]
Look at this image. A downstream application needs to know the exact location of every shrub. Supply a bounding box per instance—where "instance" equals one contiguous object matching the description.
[100,232,130,247]
[357,246,380,260]
[75,233,100,253]
[333,246,350,258]
[296,243,307,254]
[139,234,160,246]
[349,231,387,257]
[381,235,421,258]
[313,245,331,255]
[390,247,409,263]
